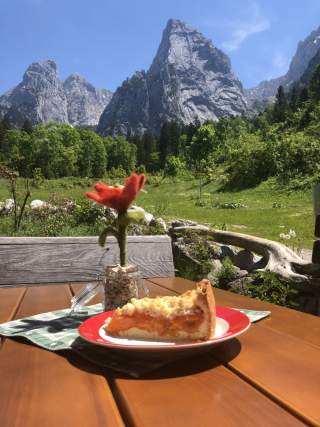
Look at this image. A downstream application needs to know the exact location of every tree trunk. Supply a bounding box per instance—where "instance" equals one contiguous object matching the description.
[174,226,320,285]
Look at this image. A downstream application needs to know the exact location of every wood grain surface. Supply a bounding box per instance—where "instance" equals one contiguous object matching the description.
[0,236,174,286]
[113,357,306,427]
[0,287,26,324]
[0,286,124,427]
[112,279,307,427]
[0,287,26,347]
[1,279,319,427]
[213,324,320,426]
[146,277,320,426]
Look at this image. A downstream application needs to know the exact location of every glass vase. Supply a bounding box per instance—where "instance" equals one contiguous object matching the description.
[103,264,147,311]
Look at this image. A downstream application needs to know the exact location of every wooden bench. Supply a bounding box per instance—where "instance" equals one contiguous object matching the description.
[0,235,175,287]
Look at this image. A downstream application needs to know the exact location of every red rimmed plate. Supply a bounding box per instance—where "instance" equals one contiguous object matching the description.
[78,307,250,353]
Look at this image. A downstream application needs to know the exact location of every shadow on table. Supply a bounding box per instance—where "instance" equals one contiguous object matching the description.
[3,334,241,379]
[66,337,242,379]
[6,316,84,333]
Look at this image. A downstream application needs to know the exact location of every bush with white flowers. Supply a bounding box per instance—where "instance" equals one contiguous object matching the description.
[0,199,15,214]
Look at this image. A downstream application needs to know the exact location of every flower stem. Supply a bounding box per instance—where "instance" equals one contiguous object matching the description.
[118,212,128,266]
[118,225,127,266]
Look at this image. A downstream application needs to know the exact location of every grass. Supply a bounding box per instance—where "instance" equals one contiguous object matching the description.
[0,176,314,248]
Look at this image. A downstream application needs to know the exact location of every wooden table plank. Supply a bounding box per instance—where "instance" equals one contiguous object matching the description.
[113,357,306,427]
[147,277,320,426]
[0,287,26,323]
[213,324,320,426]
[0,287,27,347]
[112,280,307,427]
[149,277,320,348]
[0,285,124,427]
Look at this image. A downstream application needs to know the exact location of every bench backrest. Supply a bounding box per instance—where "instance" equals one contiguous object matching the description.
[0,236,175,287]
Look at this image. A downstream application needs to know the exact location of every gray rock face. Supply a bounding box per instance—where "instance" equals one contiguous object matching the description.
[0,60,112,127]
[246,26,320,106]
[97,19,247,136]
[0,60,68,126]
[63,74,113,127]
[299,47,320,85]
[98,70,150,136]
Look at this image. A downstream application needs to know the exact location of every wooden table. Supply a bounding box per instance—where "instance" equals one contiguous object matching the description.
[1,277,320,427]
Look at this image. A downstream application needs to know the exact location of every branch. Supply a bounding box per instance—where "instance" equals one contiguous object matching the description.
[174,226,320,285]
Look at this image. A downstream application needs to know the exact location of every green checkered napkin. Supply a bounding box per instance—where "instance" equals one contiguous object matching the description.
[0,304,103,351]
[0,303,167,377]
[237,309,271,323]
[0,306,270,377]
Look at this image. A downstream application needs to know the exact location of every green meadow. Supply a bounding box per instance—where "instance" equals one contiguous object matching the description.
[0,177,314,248]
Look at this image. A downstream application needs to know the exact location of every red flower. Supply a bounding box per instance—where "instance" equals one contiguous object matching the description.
[85,173,145,212]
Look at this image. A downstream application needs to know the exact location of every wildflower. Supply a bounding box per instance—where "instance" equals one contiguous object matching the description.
[289,229,296,238]
[85,173,146,266]
[279,233,290,240]
[86,173,145,213]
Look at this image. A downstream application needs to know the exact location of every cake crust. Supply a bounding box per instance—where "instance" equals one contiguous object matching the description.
[105,279,216,341]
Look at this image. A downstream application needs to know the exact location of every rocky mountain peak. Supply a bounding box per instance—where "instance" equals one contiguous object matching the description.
[64,73,97,94]
[150,18,231,75]
[64,72,83,83]
[24,59,57,74]
[246,25,320,107]
[63,73,113,127]
[286,26,320,84]
[98,19,247,136]
[0,61,112,127]
[0,59,68,125]
[22,60,59,86]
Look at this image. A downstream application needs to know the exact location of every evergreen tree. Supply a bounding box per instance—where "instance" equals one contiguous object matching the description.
[299,86,309,104]
[159,122,170,168]
[273,86,287,122]
[141,130,156,170]
[299,104,313,129]
[0,118,11,159]
[131,135,144,166]
[289,86,299,112]
[309,64,320,102]
[22,119,33,134]
[167,121,181,156]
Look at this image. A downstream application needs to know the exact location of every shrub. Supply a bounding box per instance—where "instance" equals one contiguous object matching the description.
[240,272,298,308]
[73,199,105,225]
[224,134,277,189]
[275,132,320,185]
[215,257,239,289]
[31,168,45,188]
[164,156,186,178]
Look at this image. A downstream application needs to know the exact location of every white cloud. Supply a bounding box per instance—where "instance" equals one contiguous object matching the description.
[222,19,270,52]
[205,1,270,52]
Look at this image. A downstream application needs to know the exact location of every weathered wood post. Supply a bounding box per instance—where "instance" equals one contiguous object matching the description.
[312,183,320,263]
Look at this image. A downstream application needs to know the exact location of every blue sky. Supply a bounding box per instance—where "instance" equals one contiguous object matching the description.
[1,0,320,94]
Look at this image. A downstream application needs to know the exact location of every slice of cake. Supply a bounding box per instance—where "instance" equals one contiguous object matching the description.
[104,279,216,341]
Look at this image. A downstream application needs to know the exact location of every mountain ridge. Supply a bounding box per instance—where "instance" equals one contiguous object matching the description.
[0,60,113,127]
[97,19,247,136]
[246,25,320,106]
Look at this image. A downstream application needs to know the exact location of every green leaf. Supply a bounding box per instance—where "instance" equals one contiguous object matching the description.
[98,228,109,247]
[98,226,118,247]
